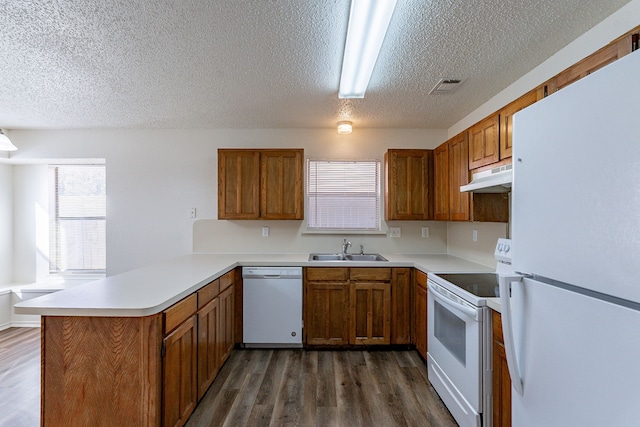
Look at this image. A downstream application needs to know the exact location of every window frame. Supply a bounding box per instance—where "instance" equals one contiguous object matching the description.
[49,164,107,275]
[304,159,385,235]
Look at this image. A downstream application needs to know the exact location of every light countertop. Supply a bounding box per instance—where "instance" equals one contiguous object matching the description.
[14,252,493,317]
[486,298,501,313]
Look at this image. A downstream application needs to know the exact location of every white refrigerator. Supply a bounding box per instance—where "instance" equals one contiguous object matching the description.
[500,50,640,426]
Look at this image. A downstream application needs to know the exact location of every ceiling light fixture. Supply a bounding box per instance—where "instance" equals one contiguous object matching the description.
[338,0,398,99]
[0,129,17,151]
[337,121,353,134]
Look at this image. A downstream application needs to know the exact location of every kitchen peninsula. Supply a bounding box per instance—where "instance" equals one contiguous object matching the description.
[15,252,491,426]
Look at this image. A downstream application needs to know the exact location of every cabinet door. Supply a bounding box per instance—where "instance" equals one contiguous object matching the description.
[163,315,198,427]
[197,297,219,400]
[218,150,260,219]
[385,149,433,220]
[391,268,412,345]
[449,132,470,221]
[414,271,427,359]
[304,281,350,346]
[260,149,304,220]
[468,114,499,169]
[433,143,450,221]
[492,310,511,427]
[218,285,235,367]
[499,90,539,160]
[350,282,391,345]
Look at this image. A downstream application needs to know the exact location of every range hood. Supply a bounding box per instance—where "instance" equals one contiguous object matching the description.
[460,164,512,193]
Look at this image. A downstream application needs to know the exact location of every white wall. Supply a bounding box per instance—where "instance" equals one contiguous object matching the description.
[12,165,49,283]
[8,128,448,276]
[0,164,12,285]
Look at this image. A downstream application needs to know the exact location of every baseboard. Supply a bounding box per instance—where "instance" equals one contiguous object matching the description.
[9,320,41,328]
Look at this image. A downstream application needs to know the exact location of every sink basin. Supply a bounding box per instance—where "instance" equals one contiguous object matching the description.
[345,254,388,261]
[308,253,388,262]
[308,253,347,261]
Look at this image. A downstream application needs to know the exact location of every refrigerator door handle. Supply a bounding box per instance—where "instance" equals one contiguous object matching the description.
[499,274,524,396]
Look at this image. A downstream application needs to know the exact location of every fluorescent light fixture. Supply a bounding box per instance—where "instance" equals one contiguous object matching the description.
[339,0,398,98]
[0,129,17,151]
[337,121,353,134]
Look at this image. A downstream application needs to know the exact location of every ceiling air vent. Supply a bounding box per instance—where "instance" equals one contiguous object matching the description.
[429,78,466,95]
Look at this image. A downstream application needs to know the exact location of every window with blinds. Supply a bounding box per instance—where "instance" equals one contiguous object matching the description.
[307,160,381,231]
[49,165,106,274]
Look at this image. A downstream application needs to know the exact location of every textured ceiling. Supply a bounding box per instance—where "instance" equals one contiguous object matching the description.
[0,0,633,130]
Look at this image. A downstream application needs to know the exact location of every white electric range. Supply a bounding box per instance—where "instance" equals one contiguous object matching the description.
[427,238,512,427]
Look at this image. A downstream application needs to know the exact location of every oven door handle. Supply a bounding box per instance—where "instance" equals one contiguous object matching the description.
[428,284,478,320]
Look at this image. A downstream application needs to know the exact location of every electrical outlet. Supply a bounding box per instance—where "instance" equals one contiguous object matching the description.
[262,226,270,237]
[189,207,196,218]
[473,229,478,242]
[421,227,429,238]
[389,227,401,238]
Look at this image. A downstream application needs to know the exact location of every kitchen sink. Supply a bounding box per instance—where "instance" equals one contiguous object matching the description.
[308,253,388,262]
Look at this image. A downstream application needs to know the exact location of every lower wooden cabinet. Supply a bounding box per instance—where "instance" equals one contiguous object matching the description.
[350,281,391,345]
[304,267,413,347]
[492,309,512,427]
[197,296,220,400]
[218,284,235,366]
[163,315,198,427]
[414,270,428,359]
[304,268,350,346]
[391,268,412,344]
[163,272,235,427]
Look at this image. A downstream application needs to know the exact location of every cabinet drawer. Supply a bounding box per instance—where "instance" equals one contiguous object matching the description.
[220,271,234,292]
[197,279,220,309]
[306,267,349,281]
[164,294,197,335]
[350,268,391,281]
[415,270,427,289]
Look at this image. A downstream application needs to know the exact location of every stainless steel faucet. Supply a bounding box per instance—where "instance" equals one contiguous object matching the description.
[359,244,364,255]
[342,238,351,255]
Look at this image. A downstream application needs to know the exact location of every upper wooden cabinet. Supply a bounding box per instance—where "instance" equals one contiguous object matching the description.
[385,149,434,220]
[218,150,260,219]
[449,132,470,221]
[549,36,633,94]
[260,150,304,219]
[433,133,470,222]
[499,89,540,160]
[218,149,304,220]
[468,114,500,170]
[433,143,449,221]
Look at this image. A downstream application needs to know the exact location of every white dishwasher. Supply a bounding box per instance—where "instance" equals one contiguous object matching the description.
[242,266,303,348]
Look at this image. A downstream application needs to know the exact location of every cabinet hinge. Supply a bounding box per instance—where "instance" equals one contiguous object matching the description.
[161,343,166,358]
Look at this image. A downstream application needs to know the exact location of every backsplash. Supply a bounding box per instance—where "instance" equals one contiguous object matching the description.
[193,220,448,255]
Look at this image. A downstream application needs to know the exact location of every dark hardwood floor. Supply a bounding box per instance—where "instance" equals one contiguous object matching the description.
[186,349,457,427]
[0,327,456,427]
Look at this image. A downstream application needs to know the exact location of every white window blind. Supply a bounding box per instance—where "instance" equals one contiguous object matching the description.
[49,165,106,273]
[307,160,381,231]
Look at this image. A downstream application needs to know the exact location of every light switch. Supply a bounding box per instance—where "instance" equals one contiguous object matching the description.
[473,229,478,242]
[262,226,269,237]
[421,227,429,238]
[189,207,196,218]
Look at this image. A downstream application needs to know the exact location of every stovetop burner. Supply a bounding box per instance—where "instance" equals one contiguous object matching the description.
[435,273,500,298]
